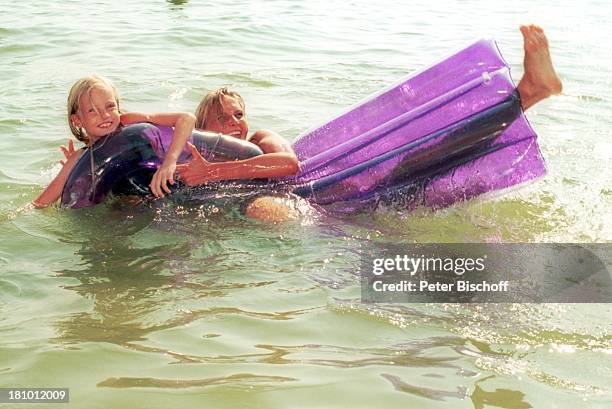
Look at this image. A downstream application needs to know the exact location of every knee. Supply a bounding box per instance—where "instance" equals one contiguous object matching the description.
[245,196,299,222]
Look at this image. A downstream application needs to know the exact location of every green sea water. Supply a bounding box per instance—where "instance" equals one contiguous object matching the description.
[1,1,611,408]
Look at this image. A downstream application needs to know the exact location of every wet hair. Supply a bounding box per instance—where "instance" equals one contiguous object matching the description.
[67,75,121,144]
[194,87,245,130]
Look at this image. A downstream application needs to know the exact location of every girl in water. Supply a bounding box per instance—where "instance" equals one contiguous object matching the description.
[33,75,196,208]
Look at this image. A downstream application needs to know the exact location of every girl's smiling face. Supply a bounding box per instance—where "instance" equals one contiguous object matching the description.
[71,85,120,142]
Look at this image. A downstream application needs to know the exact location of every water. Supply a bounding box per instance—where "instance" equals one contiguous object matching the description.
[1,1,611,408]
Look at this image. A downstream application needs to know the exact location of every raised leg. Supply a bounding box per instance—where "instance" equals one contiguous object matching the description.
[517,24,563,110]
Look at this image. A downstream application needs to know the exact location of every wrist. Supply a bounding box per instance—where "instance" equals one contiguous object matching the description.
[160,158,177,168]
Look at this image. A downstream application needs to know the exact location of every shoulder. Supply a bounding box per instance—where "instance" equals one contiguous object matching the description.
[248,129,281,144]
[248,129,293,154]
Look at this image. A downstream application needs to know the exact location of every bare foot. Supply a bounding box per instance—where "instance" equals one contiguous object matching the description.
[517,24,563,110]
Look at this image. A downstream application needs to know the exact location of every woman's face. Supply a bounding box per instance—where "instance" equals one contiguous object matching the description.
[206,95,249,139]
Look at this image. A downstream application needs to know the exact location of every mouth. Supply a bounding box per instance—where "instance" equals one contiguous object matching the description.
[228,130,243,138]
[98,121,114,129]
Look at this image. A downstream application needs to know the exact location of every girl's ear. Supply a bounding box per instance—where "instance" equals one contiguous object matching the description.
[70,114,82,128]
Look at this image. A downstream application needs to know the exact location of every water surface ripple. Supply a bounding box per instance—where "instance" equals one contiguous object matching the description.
[1,1,610,408]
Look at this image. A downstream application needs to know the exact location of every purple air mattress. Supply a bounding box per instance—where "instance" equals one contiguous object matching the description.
[289,38,545,210]
[61,39,545,211]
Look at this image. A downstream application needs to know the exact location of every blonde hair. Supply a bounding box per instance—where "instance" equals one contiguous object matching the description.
[194,87,245,130]
[67,75,121,144]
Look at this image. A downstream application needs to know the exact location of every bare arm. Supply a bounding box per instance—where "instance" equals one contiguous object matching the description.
[176,144,299,185]
[176,130,299,186]
[121,112,196,197]
[32,148,84,208]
